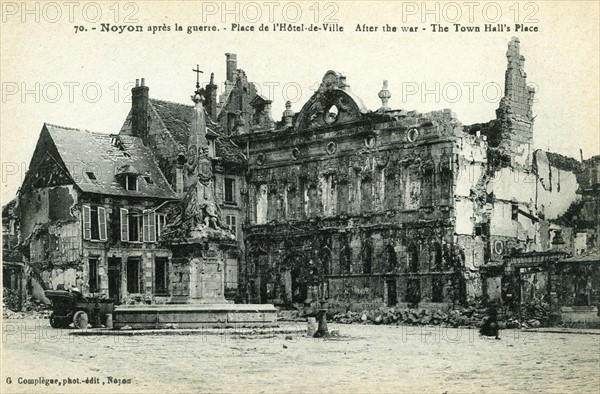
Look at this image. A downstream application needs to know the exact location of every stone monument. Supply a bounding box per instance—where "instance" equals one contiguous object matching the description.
[166,66,236,305]
[113,68,277,329]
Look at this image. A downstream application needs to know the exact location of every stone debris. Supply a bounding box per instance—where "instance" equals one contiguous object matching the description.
[2,287,50,320]
[3,287,21,311]
[329,301,550,329]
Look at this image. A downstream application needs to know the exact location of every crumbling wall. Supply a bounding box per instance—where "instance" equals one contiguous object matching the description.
[29,221,81,266]
[534,150,580,220]
[486,165,538,257]
[40,265,81,291]
[22,185,82,292]
[20,189,50,240]
[493,37,535,168]
[465,37,537,268]
[20,185,77,239]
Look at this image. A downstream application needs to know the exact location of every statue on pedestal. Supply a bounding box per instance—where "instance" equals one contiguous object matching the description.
[162,66,231,241]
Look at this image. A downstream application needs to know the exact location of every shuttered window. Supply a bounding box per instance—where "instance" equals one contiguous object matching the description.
[82,205,91,240]
[156,214,167,238]
[83,205,107,242]
[97,207,107,241]
[120,208,129,242]
[142,210,156,242]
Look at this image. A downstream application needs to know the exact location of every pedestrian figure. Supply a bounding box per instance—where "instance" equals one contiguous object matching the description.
[480,305,500,339]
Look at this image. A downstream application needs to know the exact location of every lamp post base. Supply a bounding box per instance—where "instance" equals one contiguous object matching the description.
[314,308,330,338]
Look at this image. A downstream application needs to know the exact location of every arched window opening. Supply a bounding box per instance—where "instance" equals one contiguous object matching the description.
[432,277,444,302]
[386,244,398,272]
[321,246,332,277]
[432,243,443,271]
[362,242,372,274]
[340,243,351,274]
[408,244,419,273]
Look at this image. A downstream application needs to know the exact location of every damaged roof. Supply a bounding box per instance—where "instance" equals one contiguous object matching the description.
[122,99,246,167]
[42,123,178,199]
[149,99,195,147]
[150,99,246,167]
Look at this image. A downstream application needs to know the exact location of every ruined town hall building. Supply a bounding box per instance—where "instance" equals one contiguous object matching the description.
[5,38,599,312]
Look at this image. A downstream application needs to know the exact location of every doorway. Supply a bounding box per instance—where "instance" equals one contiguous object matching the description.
[108,257,121,304]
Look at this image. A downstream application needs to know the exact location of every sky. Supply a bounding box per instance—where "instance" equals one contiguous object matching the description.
[1,1,599,203]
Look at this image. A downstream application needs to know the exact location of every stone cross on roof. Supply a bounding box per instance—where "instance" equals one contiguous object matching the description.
[192,64,203,90]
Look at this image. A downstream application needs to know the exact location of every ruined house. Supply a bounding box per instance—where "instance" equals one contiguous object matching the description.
[3,199,26,308]
[18,123,179,304]
[9,37,598,312]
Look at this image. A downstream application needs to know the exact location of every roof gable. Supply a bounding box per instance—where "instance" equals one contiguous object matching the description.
[21,126,74,193]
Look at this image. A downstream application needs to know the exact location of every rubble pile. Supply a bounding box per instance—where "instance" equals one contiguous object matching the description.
[518,300,551,328]
[3,287,21,311]
[2,287,51,319]
[330,306,529,329]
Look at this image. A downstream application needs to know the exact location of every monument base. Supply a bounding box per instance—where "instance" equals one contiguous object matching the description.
[113,303,278,329]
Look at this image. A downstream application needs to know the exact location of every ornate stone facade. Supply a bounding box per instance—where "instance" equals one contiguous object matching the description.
[225,37,596,311]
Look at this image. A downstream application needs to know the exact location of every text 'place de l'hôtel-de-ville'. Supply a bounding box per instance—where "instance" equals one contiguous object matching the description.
[3,37,599,316]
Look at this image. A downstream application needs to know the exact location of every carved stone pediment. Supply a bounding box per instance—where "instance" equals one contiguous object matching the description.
[295,71,368,131]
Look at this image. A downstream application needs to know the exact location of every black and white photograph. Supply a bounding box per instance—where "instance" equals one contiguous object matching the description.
[1,1,599,392]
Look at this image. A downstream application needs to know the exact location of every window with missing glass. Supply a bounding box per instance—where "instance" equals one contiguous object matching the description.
[224,178,236,204]
[225,215,237,237]
[123,174,137,191]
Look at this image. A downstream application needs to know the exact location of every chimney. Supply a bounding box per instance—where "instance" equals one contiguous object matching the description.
[225,53,237,82]
[204,72,218,122]
[131,77,150,144]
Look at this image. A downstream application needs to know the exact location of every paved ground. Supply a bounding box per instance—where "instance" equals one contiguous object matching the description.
[2,318,599,393]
